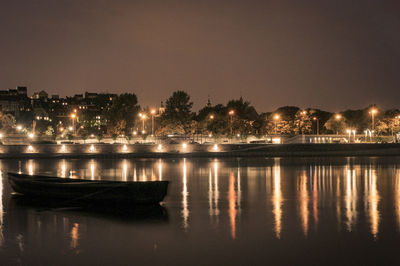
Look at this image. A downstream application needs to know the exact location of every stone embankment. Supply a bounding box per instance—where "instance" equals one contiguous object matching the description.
[0,143,399,159]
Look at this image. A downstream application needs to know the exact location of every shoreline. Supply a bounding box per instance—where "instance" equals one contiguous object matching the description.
[0,143,399,159]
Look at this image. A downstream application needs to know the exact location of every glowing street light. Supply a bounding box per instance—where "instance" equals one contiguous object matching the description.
[71,113,77,136]
[150,109,156,136]
[228,110,235,135]
[16,125,23,131]
[209,114,214,120]
[299,110,307,134]
[335,114,342,134]
[28,133,34,139]
[369,108,378,130]
[274,114,280,134]
[313,117,319,135]
[139,113,147,133]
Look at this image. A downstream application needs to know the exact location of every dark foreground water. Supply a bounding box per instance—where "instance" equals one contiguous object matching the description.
[1,157,400,265]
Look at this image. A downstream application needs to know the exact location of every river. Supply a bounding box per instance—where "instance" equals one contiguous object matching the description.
[0,157,400,265]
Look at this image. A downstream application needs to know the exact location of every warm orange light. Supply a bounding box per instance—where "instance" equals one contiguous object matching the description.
[274,114,280,120]
[370,108,377,115]
[71,113,76,119]
[313,117,317,121]
[335,114,342,120]
[301,110,307,115]
[210,115,214,119]
[151,109,156,115]
[229,110,235,116]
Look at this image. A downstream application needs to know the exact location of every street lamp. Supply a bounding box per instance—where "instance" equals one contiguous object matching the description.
[228,110,235,135]
[369,108,377,131]
[150,109,156,136]
[71,113,77,136]
[335,114,342,134]
[139,113,147,134]
[313,117,319,135]
[300,110,307,134]
[274,114,280,134]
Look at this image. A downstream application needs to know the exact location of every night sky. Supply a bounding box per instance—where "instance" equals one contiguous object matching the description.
[0,0,399,111]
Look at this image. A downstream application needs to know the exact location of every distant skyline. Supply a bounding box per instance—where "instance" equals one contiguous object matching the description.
[1,0,399,111]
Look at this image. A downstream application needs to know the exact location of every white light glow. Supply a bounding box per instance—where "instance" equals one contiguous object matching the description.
[89,145,95,153]
[122,144,128,152]
[60,144,66,153]
[272,138,281,144]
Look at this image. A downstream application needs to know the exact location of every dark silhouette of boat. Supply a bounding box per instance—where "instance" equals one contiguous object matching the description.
[8,172,169,205]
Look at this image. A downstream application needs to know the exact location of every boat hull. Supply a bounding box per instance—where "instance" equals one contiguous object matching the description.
[8,172,169,205]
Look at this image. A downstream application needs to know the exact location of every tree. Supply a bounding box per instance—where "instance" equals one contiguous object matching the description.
[324,115,347,134]
[160,91,193,135]
[107,93,140,135]
[293,110,312,134]
[45,126,55,136]
[0,113,16,134]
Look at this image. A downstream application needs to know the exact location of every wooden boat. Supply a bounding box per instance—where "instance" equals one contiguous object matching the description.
[8,172,169,205]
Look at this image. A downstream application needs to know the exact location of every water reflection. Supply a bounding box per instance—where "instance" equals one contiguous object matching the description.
[182,159,189,231]
[396,168,400,231]
[228,172,237,239]
[70,223,80,249]
[209,161,220,221]
[27,160,35,176]
[365,168,380,238]
[298,171,309,236]
[272,159,282,238]
[0,168,3,247]
[345,167,357,231]
[3,157,400,246]
[158,159,163,181]
[312,167,318,227]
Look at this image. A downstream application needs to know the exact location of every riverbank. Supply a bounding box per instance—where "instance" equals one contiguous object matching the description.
[0,143,399,159]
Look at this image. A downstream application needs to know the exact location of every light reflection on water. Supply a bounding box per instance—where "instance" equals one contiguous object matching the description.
[1,157,400,264]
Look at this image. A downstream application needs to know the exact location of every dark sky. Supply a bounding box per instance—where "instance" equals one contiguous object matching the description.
[0,0,399,112]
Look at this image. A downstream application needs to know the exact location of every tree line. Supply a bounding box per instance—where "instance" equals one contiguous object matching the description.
[1,90,399,139]
[101,90,400,138]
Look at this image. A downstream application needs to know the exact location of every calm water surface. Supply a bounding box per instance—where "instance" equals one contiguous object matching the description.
[1,157,400,265]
